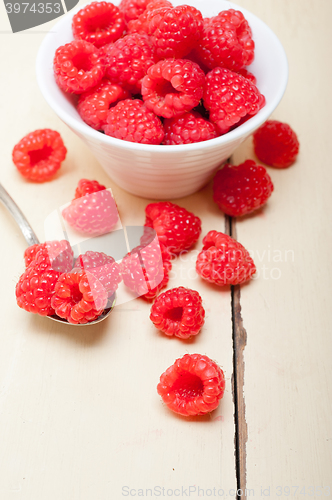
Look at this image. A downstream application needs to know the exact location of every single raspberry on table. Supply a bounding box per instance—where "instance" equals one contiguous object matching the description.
[142,59,205,119]
[150,287,205,339]
[127,0,172,34]
[72,1,125,48]
[119,0,154,24]
[196,230,256,286]
[145,201,201,255]
[12,129,67,182]
[78,79,131,130]
[24,240,74,272]
[51,270,108,324]
[163,111,219,145]
[253,120,300,168]
[193,9,254,72]
[121,239,171,300]
[204,67,265,134]
[74,251,122,298]
[157,353,225,416]
[16,244,71,317]
[53,40,105,94]
[62,179,119,236]
[213,160,274,217]
[103,33,157,93]
[146,5,203,60]
[104,99,164,144]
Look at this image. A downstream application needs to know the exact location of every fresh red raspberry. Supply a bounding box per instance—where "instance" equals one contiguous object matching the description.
[16,247,66,316]
[53,40,105,94]
[119,0,154,25]
[196,230,256,286]
[253,120,300,168]
[74,251,121,298]
[103,33,157,93]
[73,178,106,199]
[213,160,274,217]
[236,68,256,85]
[150,287,205,339]
[104,99,164,144]
[121,239,171,300]
[142,59,205,119]
[78,79,130,130]
[157,353,225,416]
[192,9,254,72]
[163,111,219,145]
[204,68,265,134]
[145,201,201,255]
[24,240,74,272]
[62,182,119,236]
[72,1,125,48]
[127,0,173,35]
[12,129,67,182]
[51,270,108,324]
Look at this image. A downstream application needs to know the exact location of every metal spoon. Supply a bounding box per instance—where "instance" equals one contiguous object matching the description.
[0,183,115,325]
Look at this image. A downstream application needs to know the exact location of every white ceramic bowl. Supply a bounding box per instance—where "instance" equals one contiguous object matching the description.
[36,0,288,199]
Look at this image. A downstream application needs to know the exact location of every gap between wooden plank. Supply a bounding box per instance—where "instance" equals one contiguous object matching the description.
[225,214,248,499]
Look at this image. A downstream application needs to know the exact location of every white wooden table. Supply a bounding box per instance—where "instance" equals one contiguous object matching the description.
[0,1,331,498]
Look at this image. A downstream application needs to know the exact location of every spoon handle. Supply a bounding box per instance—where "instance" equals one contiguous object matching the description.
[0,183,39,246]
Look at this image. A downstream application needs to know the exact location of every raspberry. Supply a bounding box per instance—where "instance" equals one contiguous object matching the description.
[16,246,66,316]
[104,99,164,144]
[12,129,67,182]
[119,0,152,24]
[53,40,104,94]
[145,202,201,255]
[103,33,157,93]
[142,59,205,119]
[196,230,256,286]
[213,160,274,217]
[163,111,219,145]
[72,2,125,48]
[73,178,106,199]
[62,181,119,236]
[24,240,74,272]
[193,9,254,72]
[121,239,171,300]
[157,353,225,416]
[204,67,265,134]
[51,270,108,324]
[127,0,172,34]
[236,68,257,85]
[74,251,121,298]
[78,79,130,130]
[146,5,203,60]
[150,287,205,339]
[253,120,300,168]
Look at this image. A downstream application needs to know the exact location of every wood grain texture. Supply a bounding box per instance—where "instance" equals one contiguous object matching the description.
[232,0,332,495]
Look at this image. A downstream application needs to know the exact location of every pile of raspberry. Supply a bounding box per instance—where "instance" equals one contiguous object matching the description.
[53,0,266,145]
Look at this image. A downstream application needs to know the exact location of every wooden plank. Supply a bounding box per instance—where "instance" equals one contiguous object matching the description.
[232,0,332,495]
[0,12,237,499]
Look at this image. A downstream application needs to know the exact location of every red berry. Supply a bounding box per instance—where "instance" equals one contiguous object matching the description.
[51,270,108,324]
[72,1,125,48]
[147,5,203,59]
[236,68,257,85]
[12,129,67,182]
[213,160,274,217]
[62,181,119,236]
[204,67,265,134]
[104,33,157,93]
[78,79,130,130]
[121,239,171,300]
[127,0,172,34]
[74,251,122,298]
[150,287,205,339]
[157,353,225,416]
[193,9,254,72]
[53,40,105,94]
[145,201,201,255]
[196,230,256,286]
[142,59,205,119]
[73,178,106,199]
[253,120,300,168]
[104,99,164,145]
[119,0,151,23]
[24,240,74,272]
[163,111,219,145]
